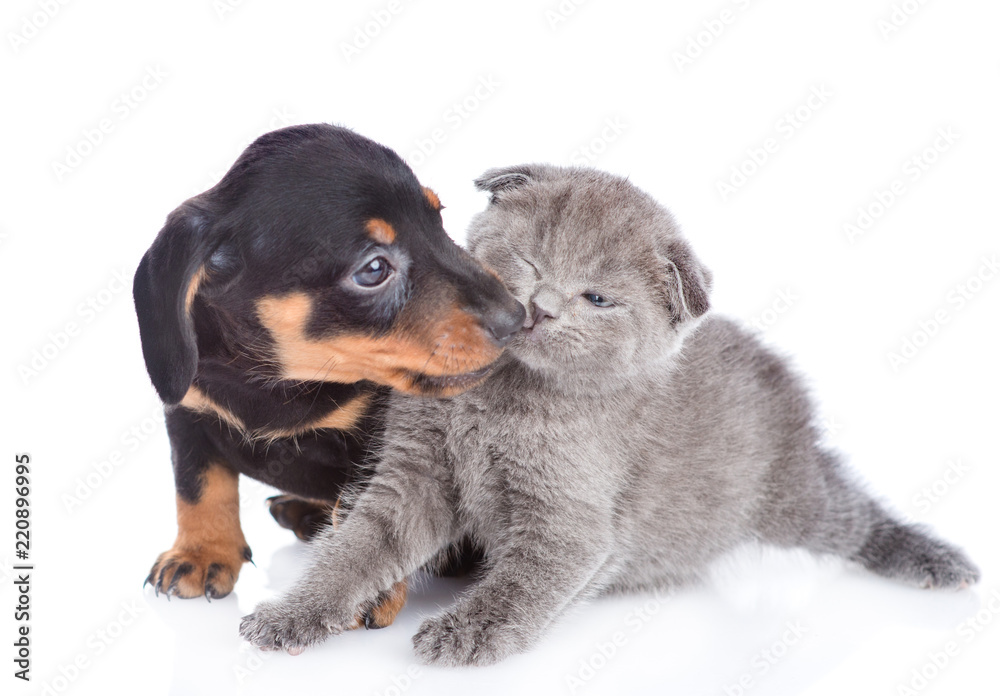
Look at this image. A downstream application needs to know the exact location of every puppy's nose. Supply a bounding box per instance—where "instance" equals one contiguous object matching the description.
[484,302,526,346]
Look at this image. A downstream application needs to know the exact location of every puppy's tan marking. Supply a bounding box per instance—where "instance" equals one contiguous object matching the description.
[267,393,372,438]
[366,218,396,245]
[185,265,208,313]
[181,386,247,432]
[256,293,501,396]
[148,463,249,599]
[479,261,504,284]
[180,386,371,440]
[422,187,442,210]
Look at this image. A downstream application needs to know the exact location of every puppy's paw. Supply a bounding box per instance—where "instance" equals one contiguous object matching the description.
[240,597,356,653]
[412,609,517,667]
[266,495,335,542]
[145,542,252,600]
[361,581,408,630]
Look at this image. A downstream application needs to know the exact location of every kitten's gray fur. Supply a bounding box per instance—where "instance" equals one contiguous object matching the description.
[240,165,979,666]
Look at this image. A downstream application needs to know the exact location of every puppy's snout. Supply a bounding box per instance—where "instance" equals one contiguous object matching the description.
[484,302,526,347]
[453,255,525,348]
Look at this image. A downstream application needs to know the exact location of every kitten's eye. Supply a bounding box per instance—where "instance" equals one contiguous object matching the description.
[352,257,393,287]
[584,293,614,308]
[523,257,543,280]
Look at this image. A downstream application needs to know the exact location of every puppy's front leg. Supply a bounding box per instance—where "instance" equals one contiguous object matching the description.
[147,408,251,600]
[240,444,456,653]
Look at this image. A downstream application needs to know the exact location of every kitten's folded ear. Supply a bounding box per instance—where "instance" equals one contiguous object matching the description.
[474,164,557,202]
[660,239,712,325]
[133,201,219,405]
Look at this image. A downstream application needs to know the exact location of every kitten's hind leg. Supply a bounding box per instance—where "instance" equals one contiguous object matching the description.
[848,517,980,589]
[756,449,979,589]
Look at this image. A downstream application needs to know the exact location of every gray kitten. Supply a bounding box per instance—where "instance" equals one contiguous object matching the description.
[240,165,979,666]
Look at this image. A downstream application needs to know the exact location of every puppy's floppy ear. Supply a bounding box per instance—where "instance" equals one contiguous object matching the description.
[474,164,555,202]
[660,239,712,325]
[133,202,217,405]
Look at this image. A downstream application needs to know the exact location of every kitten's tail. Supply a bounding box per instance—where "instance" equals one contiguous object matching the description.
[758,449,980,589]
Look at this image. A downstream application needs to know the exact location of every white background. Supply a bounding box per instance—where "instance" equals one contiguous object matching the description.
[2,1,998,694]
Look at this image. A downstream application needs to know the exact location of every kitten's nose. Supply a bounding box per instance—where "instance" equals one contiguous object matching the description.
[530,303,556,326]
[526,289,561,328]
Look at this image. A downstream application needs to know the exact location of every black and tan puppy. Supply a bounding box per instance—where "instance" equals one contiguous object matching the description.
[133,124,524,625]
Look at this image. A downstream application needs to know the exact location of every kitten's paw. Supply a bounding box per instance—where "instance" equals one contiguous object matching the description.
[412,610,517,667]
[240,598,357,654]
[913,544,980,590]
[855,522,980,590]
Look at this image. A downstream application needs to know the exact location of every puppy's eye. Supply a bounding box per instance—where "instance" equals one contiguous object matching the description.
[353,257,393,287]
[584,293,614,308]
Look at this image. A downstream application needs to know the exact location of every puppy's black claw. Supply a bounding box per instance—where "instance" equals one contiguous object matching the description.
[154,560,177,598]
[363,611,386,630]
[166,562,194,597]
[204,563,232,601]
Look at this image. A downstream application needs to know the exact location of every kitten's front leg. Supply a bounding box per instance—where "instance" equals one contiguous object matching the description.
[241,433,457,652]
[413,523,612,666]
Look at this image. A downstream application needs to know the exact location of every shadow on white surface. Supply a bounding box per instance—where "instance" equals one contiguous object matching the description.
[131,535,991,696]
